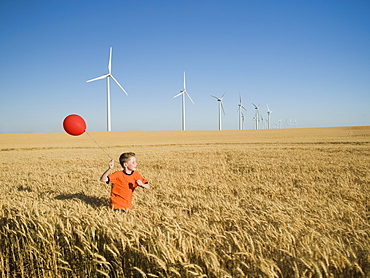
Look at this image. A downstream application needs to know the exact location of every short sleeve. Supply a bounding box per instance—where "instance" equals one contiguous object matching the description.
[135,172,148,185]
[108,171,120,184]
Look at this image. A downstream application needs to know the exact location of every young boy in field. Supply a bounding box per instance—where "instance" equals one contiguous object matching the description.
[100,152,150,212]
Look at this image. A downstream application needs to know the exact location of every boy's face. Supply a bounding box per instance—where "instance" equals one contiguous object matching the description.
[124,156,137,171]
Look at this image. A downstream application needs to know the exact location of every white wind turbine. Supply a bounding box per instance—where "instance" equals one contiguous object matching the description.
[252,103,260,130]
[267,104,273,129]
[86,47,128,132]
[211,92,226,130]
[238,94,247,130]
[173,71,195,131]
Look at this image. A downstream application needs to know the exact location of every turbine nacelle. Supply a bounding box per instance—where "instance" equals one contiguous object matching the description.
[252,103,260,110]
[238,103,247,110]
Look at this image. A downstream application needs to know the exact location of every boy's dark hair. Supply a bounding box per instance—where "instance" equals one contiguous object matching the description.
[119,152,136,166]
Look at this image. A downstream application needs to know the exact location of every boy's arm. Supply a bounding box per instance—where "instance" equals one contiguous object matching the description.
[136,179,150,189]
[100,160,114,182]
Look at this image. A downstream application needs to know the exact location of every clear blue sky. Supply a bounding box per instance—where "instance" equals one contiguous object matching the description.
[1,0,369,133]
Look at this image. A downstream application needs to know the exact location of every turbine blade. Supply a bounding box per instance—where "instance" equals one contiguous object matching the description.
[108,47,112,74]
[211,95,220,100]
[86,74,108,82]
[221,101,225,114]
[221,91,226,99]
[183,71,186,91]
[173,91,184,98]
[186,92,195,105]
[111,75,128,95]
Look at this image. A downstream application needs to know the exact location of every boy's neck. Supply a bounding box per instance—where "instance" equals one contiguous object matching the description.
[123,167,133,175]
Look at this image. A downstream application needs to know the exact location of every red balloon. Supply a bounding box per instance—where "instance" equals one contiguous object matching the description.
[63,114,86,136]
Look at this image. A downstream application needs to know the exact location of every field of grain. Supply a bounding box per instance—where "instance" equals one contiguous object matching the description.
[0,127,369,277]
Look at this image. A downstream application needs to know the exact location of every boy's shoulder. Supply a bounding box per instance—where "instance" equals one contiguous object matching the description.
[109,170,123,177]
[110,170,141,177]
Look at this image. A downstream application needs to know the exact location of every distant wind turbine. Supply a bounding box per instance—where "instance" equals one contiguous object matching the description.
[252,103,260,130]
[86,47,128,131]
[211,92,226,130]
[267,104,273,129]
[238,94,247,130]
[173,71,195,131]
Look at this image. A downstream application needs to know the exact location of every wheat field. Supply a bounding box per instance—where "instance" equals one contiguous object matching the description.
[0,127,369,277]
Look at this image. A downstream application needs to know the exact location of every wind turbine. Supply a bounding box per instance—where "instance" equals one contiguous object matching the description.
[86,47,128,132]
[267,104,273,129]
[173,71,195,130]
[238,94,247,130]
[252,103,260,130]
[211,92,226,130]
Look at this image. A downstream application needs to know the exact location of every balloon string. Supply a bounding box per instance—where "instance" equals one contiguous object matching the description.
[85,132,113,160]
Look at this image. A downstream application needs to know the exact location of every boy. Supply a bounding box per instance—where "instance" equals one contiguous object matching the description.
[100,152,150,211]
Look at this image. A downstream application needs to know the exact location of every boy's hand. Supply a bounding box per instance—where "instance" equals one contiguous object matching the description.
[100,160,114,183]
[136,179,150,189]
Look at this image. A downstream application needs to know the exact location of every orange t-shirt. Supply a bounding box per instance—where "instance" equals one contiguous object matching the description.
[107,171,148,209]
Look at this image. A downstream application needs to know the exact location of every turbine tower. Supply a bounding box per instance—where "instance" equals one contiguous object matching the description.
[252,103,260,130]
[86,47,128,131]
[267,104,273,129]
[173,71,195,130]
[261,115,264,129]
[211,92,226,130]
[241,112,245,130]
[238,94,247,130]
